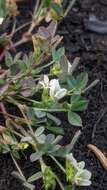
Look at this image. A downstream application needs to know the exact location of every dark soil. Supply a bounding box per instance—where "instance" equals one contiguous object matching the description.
[0,0,107,190]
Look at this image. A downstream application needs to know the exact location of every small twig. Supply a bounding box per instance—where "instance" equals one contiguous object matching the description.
[87,144,107,171]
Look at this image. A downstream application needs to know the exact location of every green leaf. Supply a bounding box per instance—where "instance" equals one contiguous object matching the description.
[67,73,88,93]
[76,72,88,90]
[34,110,46,118]
[67,76,76,90]
[66,130,81,151]
[52,47,65,61]
[12,171,26,182]
[59,55,69,75]
[43,0,52,7]
[23,182,35,190]
[68,111,82,126]
[83,79,99,93]
[52,147,68,157]
[51,3,63,17]
[45,134,55,144]
[47,113,61,125]
[46,125,64,135]
[30,152,43,162]
[27,172,42,183]
[52,135,63,144]
[71,95,88,111]
[35,127,45,137]
[36,134,46,144]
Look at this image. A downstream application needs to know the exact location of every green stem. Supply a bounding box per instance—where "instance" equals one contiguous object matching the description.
[18,104,34,133]
[64,0,77,17]
[7,97,33,133]
[28,0,44,33]
[11,153,26,181]
[30,107,68,112]
[50,155,66,174]
[36,60,55,72]
[55,174,65,190]
[10,130,23,138]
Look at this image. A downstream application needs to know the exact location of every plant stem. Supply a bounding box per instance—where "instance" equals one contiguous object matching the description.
[68,130,81,150]
[33,0,40,16]
[64,0,77,17]
[18,104,33,133]
[27,107,68,112]
[11,153,26,181]
[50,155,66,174]
[28,0,44,33]
[55,174,65,190]
[11,21,31,37]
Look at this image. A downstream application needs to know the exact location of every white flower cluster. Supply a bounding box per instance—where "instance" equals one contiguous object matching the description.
[39,75,67,100]
[66,153,92,186]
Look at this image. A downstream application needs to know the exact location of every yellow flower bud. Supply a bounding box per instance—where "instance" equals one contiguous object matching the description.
[18,143,29,150]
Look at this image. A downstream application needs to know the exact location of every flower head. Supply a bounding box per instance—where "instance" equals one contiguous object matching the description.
[41,162,56,190]
[49,79,67,100]
[66,153,92,187]
[39,75,67,101]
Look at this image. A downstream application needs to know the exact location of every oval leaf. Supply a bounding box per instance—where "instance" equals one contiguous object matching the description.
[68,111,82,126]
[30,152,43,162]
[35,127,45,137]
[27,172,42,183]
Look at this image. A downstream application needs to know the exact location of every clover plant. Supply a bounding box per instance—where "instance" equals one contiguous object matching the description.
[0,1,99,190]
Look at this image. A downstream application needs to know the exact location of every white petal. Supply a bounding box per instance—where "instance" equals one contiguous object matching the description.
[0,18,4,24]
[77,161,85,169]
[50,79,60,91]
[66,153,78,168]
[44,75,49,85]
[75,170,91,186]
[75,178,92,186]
[49,85,56,98]
[55,88,67,100]
[49,79,60,98]
[81,170,92,179]
[76,169,91,180]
